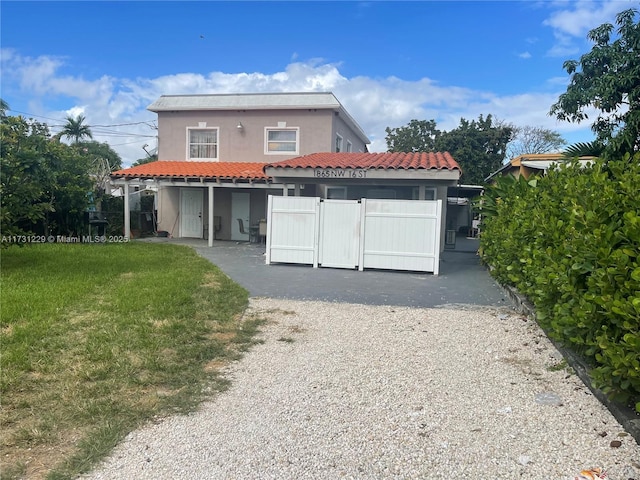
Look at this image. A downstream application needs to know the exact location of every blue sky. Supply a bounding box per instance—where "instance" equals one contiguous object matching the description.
[1,1,635,166]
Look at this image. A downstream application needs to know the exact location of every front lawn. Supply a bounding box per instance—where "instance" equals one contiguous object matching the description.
[0,242,261,480]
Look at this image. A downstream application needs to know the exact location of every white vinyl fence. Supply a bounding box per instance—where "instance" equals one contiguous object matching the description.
[265,196,442,274]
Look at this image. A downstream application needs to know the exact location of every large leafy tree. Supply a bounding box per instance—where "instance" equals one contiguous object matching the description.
[1,115,54,239]
[61,114,93,144]
[507,125,567,159]
[385,115,512,184]
[42,142,94,235]
[437,115,513,184]
[550,8,640,157]
[1,113,95,240]
[385,119,441,153]
[77,140,122,171]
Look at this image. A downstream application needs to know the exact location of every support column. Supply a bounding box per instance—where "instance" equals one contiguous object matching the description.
[124,182,131,239]
[418,185,426,200]
[208,184,214,247]
[282,184,288,197]
[294,183,301,197]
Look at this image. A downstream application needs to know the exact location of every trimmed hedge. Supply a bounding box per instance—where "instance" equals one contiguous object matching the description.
[479,155,640,412]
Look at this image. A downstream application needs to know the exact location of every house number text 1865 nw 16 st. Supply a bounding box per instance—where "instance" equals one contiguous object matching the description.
[314,169,367,178]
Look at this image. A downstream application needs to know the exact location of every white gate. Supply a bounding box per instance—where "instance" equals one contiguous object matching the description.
[319,200,362,269]
[360,199,442,274]
[265,196,442,274]
[265,196,320,267]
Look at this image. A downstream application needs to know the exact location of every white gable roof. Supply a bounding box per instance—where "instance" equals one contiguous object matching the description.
[148,92,342,111]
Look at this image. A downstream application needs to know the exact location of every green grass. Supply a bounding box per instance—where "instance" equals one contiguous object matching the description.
[0,243,263,480]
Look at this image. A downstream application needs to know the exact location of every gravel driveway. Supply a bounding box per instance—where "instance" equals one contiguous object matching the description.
[82,298,639,480]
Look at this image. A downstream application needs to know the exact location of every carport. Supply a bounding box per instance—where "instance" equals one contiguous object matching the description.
[112,152,463,274]
[263,152,461,275]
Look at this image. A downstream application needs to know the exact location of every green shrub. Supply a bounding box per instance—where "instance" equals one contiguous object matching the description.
[479,155,640,412]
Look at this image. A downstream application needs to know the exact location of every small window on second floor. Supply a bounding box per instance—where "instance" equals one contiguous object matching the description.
[346,140,352,152]
[335,134,343,152]
[188,127,218,161]
[266,128,299,154]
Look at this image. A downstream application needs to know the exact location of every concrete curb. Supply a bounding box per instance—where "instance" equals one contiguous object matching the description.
[500,283,640,446]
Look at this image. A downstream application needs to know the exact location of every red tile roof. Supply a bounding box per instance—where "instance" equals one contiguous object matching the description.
[111,153,460,181]
[266,152,460,171]
[111,161,269,180]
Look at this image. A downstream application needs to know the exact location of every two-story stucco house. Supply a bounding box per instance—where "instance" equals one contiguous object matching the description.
[111,92,461,249]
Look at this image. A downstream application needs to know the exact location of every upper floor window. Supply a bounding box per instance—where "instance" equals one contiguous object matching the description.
[335,134,343,152]
[265,128,299,154]
[188,127,218,161]
[346,140,352,152]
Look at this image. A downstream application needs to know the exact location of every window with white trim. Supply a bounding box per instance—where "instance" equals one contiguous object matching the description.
[265,128,299,154]
[346,140,352,152]
[335,134,343,152]
[188,127,218,160]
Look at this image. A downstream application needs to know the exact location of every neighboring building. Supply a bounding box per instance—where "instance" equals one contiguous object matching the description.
[111,92,462,249]
[485,153,596,182]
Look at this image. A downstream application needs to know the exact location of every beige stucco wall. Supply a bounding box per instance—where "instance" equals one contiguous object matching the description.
[157,109,367,162]
[156,186,180,236]
[332,113,367,153]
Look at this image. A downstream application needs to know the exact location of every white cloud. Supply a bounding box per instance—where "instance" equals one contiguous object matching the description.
[542,0,626,56]
[1,50,595,166]
[518,51,532,59]
[65,106,86,118]
[543,0,622,37]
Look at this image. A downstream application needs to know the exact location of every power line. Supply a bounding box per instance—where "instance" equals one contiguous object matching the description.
[7,108,158,147]
[109,139,153,147]
[8,108,157,130]
[92,121,157,128]
[8,109,63,123]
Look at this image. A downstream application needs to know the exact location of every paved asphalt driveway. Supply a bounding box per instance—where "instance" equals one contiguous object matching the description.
[155,236,510,309]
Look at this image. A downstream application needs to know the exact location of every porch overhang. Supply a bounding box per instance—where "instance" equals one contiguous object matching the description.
[264,151,462,185]
[264,166,460,184]
[110,177,285,189]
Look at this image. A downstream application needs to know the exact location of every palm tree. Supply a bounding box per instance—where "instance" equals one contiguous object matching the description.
[562,141,605,159]
[61,115,93,143]
[0,98,9,121]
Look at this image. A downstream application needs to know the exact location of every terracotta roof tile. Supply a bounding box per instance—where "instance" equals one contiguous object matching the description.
[266,152,460,171]
[111,153,460,181]
[111,161,269,180]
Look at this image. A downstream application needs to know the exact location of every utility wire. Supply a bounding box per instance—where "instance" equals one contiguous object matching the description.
[9,108,157,131]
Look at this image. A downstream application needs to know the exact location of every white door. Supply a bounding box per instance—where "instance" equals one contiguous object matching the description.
[319,200,361,269]
[180,188,203,238]
[231,192,250,241]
